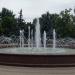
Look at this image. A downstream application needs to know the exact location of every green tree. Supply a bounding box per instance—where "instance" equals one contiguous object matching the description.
[56,8,74,38]
[0,8,17,36]
[40,12,52,39]
[17,9,25,30]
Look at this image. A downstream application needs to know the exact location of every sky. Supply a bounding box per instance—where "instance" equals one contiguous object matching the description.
[0,0,75,22]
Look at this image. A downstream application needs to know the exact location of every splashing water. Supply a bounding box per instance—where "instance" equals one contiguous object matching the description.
[53,29,56,49]
[43,31,46,48]
[35,18,41,48]
[20,30,24,47]
[28,26,30,47]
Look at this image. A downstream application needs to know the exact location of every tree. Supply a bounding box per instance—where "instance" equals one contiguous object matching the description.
[39,12,52,39]
[0,8,17,36]
[17,9,25,30]
[56,8,74,38]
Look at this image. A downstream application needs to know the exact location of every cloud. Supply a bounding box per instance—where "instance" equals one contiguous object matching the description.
[0,0,75,22]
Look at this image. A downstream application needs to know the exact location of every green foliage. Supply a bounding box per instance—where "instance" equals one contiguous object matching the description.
[0,8,17,36]
[38,9,75,38]
[56,9,74,38]
[17,9,25,30]
[0,7,75,39]
[39,12,52,39]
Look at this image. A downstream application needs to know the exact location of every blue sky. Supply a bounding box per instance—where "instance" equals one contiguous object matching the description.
[0,0,75,22]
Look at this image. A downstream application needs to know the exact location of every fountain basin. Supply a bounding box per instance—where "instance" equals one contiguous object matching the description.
[0,48,75,67]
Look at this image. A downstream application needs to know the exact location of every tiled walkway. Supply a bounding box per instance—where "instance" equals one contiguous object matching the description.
[0,65,75,75]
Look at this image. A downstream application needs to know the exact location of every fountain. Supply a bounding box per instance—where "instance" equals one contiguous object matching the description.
[31,29,33,47]
[43,31,46,48]
[53,29,56,49]
[28,26,30,47]
[20,30,24,47]
[35,18,41,48]
[0,18,75,67]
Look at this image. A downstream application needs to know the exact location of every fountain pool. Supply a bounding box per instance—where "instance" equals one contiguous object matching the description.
[0,47,75,67]
[0,47,74,55]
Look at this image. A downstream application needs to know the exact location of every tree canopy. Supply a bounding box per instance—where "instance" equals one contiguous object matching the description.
[0,8,75,39]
